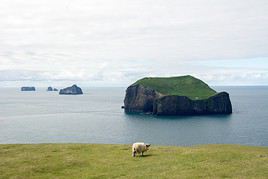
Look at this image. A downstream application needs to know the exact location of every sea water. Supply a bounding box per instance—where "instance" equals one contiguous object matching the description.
[0,86,267,146]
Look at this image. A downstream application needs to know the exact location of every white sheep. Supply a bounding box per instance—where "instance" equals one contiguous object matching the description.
[132,142,151,157]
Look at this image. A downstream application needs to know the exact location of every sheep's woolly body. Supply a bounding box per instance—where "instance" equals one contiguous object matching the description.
[132,142,150,157]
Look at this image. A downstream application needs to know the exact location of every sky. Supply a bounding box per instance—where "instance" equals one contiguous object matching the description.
[0,0,268,87]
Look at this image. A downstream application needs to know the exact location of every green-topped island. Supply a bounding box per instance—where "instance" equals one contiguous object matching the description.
[124,75,232,115]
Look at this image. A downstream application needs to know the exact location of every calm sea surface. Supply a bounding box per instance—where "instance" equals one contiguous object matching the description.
[0,86,267,146]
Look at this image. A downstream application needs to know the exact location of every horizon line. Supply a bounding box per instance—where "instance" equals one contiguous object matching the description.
[0,85,268,88]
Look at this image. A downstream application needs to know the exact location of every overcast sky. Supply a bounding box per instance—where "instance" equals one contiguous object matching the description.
[0,0,268,87]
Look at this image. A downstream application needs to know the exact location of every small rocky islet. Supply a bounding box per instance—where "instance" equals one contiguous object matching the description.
[21,86,36,91]
[59,84,83,95]
[47,86,58,91]
[123,75,232,115]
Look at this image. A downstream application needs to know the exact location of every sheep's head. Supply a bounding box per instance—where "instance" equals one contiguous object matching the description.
[145,144,151,149]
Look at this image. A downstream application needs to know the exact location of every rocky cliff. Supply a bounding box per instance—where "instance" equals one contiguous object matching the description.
[59,85,83,95]
[124,84,163,113]
[124,76,232,115]
[153,92,232,115]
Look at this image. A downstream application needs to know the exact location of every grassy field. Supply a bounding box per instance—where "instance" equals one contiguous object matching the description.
[133,75,217,100]
[0,144,267,178]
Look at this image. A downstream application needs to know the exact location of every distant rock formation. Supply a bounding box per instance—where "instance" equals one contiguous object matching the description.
[59,85,83,95]
[21,87,36,91]
[47,87,58,91]
[123,76,232,115]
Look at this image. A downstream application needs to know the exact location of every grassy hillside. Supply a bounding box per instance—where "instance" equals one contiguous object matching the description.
[0,144,267,178]
[133,75,217,100]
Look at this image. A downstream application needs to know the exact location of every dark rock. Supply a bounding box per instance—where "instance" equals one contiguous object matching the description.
[124,85,232,115]
[124,84,162,113]
[59,84,83,95]
[154,92,232,115]
[47,87,53,91]
[21,87,36,91]
[47,87,58,91]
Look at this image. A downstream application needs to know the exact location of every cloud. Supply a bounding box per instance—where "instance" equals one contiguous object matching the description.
[0,0,268,86]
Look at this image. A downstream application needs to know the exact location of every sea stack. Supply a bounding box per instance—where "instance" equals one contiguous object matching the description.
[59,84,83,95]
[47,87,53,91]
[21,87,36,91]
[47,87,58,91]
[123,75,232,115]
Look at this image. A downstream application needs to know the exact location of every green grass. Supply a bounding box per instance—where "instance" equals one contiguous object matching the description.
[0,144,267,179]
[133,75,217,100]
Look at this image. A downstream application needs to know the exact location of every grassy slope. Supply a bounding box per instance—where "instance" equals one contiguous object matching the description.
[0,144,267,178]
[133,75,217,100]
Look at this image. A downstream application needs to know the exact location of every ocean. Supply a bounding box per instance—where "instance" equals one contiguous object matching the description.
[0,86,267,146]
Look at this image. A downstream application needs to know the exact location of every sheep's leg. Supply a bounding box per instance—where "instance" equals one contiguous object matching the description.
[141,152,143,156]
[132,151,136,157]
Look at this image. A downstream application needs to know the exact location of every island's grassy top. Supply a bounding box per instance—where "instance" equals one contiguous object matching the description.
[0,144,267,178]
[133,75,217,99]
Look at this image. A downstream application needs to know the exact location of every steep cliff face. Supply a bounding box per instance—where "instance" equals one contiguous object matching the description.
[123,76,232,115]
[124,85,162,113]
[205,92,232,114]
[153,92,232,115]
[153,95,192,115]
